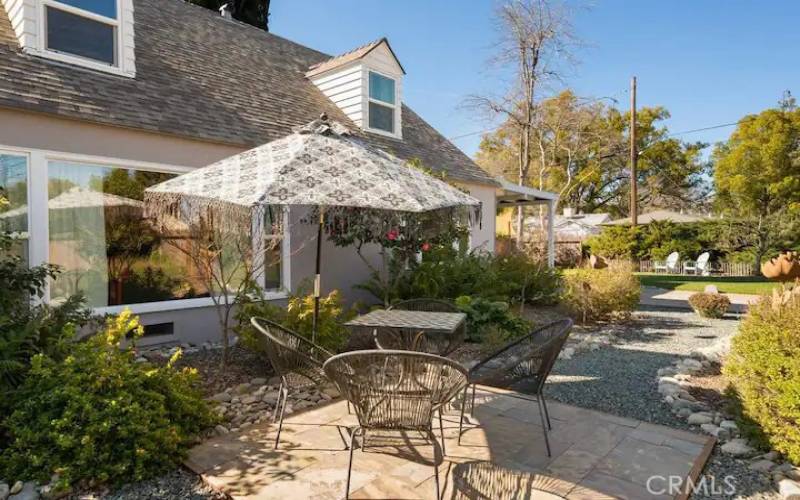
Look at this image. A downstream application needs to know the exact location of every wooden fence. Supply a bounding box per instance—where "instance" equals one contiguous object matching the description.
[638,260,756,277]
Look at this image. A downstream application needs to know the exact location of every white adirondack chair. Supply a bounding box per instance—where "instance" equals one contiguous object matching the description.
[653,251,680,273]
[684,252,711,275]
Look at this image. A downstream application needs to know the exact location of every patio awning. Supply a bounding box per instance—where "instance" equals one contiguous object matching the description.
[495,177,558,207]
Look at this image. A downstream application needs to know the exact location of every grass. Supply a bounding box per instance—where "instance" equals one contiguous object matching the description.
[636,273,778,295]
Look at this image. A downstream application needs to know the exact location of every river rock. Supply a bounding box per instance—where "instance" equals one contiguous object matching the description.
[778,478,800,500]
[749,460,776,473]
[0,483,9,500]
[211,392,232,403]
[8,483,21,496]
[9,482,37,500]
[687,413,713,425]
[721,438,755,457]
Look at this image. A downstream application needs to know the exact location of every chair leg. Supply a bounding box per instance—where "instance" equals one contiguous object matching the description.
[274,385,288,450]
[345,427,361,500]
[540,392,552,430]
[272,380,284,422]
[470,383,476,416]
[438,409,446,456]
[458,385,468,445]
[428,429,441,500]
[536,396,552,457]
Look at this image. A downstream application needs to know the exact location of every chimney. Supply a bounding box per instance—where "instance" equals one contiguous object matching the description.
[219,3,233,19]
[563,207,575,217]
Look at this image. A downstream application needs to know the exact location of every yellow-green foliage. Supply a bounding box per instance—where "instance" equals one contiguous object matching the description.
[237,289,355,352]
[561,263,640,323]
[688,292,731,318]
[724,285,800,464]
[0,310,217,487]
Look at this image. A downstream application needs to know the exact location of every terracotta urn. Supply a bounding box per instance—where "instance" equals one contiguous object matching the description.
[589,254,607,269]
[761,252,800,281]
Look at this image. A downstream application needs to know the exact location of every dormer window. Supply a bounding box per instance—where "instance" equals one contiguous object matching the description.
[2,0,135,76]
[45,0,118,66]
[307,38,405,139]
[368,71,396,134]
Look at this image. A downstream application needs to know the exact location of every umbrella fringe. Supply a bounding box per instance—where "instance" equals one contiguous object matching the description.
[143,191,265,234]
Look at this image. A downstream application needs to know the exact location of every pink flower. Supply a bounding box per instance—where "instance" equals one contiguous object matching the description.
[386,229,398,241]
[421,242,431,252]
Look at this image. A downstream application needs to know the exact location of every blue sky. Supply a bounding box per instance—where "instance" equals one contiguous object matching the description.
[271,1,800,158]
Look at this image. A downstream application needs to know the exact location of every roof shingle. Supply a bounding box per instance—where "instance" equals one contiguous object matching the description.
[0,0,494,185]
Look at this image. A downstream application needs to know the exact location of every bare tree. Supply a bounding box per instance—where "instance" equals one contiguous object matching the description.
[467,0,577,244]
[162,211,282,367]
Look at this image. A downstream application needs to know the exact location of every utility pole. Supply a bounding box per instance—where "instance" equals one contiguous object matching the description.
[630,76,638,226]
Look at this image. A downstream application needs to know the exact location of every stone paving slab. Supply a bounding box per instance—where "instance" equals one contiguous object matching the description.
[186,385,714,499]
[641,286,758,313]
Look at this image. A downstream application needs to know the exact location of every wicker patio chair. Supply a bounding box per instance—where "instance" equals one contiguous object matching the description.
[323,350,468,500]
[384,298,466,355]
[250,317,334,449]
[457,319,573,457]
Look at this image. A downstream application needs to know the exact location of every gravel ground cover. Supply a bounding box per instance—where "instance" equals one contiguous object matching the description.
[524,306,779,500]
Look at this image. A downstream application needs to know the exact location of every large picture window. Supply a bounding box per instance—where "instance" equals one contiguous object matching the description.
[0,153,29,261]
[47,162,282,309]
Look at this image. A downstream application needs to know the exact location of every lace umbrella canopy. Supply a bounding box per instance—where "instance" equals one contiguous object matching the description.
[144,116,482,340]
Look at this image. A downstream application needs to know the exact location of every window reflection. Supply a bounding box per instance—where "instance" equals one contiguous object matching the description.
[47,163,282,308]
[0,153,29,262]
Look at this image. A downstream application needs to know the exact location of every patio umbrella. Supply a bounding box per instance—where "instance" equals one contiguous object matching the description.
[144,116,481,341]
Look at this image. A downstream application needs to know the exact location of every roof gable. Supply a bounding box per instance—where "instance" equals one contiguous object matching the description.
[306,37,405,78]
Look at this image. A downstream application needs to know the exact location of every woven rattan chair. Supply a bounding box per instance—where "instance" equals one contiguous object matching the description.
[323,350,468,500]
[384,298,466,355]
[457,319,573,456]
[250,317,334,449]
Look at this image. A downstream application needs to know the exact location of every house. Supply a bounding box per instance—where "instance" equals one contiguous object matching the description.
[539,209,611,242]
[0,0,555,345]
[604,209,709,226]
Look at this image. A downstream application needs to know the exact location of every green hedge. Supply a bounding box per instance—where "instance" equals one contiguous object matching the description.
[724,286,800,463]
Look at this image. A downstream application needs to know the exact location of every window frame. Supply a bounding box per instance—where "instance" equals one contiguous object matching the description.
[0,143,290,316]
[0,150,32,263]
[365,70,399,137]
[38,0,124,73]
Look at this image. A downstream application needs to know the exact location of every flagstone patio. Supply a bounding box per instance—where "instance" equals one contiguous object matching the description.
[186,386,714,499]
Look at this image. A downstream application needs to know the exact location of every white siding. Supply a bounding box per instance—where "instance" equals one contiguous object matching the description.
[309,41,404,138]
[2,0,37,48]
[461,183,497,254]
[310,62,365,128]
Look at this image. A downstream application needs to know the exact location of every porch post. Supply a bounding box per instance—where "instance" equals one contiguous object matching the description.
[546,199,555,268]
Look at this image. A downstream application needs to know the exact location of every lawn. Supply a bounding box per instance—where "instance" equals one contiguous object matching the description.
[636,273,778,295]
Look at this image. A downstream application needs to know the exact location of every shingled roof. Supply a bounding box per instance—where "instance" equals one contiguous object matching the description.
[306,37,405,77]
[0,0,495,186]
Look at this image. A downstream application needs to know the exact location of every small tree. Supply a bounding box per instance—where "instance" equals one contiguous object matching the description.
[467,0,577,244]
[161,210,281,367]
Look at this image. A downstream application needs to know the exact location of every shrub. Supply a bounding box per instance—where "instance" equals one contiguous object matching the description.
[0,208,90,393]
[454,295,530,343]
[236,285,356,353]
[724,285,800,463]
[688,293,731,318]
[0,311,217,487]
[358,246,562,307]
[561,263,640,323]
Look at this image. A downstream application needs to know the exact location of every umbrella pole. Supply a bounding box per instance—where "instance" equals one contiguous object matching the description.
[312,206,325,344]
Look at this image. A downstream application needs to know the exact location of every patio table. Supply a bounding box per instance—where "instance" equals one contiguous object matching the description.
[345,309,466,355]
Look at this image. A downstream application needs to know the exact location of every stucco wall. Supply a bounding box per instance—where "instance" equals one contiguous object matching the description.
[0,107,497,345]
